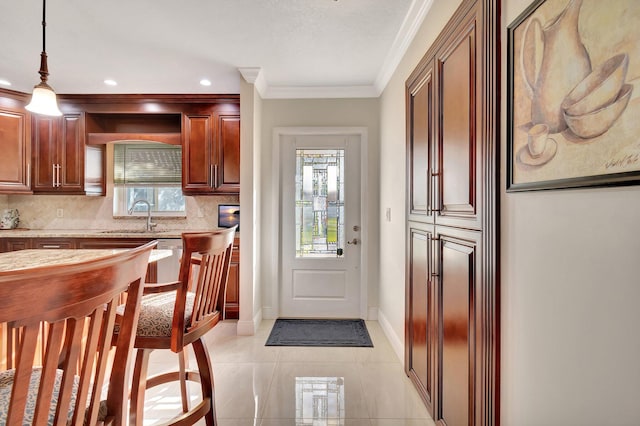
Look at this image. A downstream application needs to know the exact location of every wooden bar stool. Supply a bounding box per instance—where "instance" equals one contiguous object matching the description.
[0,241,156,426]
[124,228,236,425]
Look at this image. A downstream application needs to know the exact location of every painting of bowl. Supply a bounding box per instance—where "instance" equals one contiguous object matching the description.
[561,53,629,117]
[563,84,632,139]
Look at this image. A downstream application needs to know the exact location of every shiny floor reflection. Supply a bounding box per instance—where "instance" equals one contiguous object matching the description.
[295,376,345,425]
[142,320,434,426]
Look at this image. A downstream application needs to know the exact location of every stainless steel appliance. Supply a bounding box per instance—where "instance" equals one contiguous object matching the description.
[156,238,182,282]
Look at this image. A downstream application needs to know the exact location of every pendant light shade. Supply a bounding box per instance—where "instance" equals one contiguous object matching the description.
[25,0,62,116]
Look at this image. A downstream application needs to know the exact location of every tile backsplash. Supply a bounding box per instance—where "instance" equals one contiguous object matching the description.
[5,194,238,231]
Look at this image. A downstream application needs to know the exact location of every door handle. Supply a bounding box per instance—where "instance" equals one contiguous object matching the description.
[347,238,359,245]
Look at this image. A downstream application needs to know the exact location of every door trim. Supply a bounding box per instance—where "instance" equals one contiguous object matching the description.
[270,127,369,319]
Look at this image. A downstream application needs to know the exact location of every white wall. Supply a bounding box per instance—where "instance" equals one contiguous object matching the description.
[258,98,381,319]
[239,79,264,335]
[379,0,640,424]
[500,0,640,424]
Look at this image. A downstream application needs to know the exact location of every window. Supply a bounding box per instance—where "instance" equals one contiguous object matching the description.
[295,149,345,258]
[113,142,185,216]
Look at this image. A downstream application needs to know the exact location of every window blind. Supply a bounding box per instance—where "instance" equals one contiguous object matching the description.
[113,143,181,184]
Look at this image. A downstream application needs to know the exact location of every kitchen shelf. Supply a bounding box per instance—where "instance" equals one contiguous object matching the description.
[86,132,181,145]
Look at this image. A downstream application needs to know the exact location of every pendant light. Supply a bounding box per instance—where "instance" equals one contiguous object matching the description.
[25,0,62,116]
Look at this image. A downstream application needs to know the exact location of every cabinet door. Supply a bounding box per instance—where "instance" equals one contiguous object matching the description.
[32,114,85,194]
[405,226,435,412]
[58,114,85,192]
[0,106,31,194]
[223,238,240,319]
[407,61,435,224]
[182,114,214,194]
[433,227,481,426]
[226,261,239,319]
[32,115,58,192]
[214,114,240,193]
[434,8,483,231]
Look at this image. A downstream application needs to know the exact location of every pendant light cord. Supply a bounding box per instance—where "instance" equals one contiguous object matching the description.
[42,0,46,53]
[36,0,50,84]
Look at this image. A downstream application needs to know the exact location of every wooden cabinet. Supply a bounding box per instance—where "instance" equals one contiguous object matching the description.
[182,103,240,195]
[0,237,75,252]
[32,114,89,194]
[405,0,499,425]
[224,237,240,319]
[0,90,31,194]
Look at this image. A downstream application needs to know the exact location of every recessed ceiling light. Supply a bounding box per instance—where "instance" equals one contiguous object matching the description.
[0,79,11,86]
[104,79,118,86]
[200,79,212,86]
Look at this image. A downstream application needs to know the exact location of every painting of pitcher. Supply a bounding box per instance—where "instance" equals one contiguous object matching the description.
[507,0,640,191]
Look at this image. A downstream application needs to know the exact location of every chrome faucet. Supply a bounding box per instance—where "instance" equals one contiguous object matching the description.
[128,199,157,232]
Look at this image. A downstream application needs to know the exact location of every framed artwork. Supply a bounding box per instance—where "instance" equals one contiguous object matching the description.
[218,204,239,232]
[507,0,640,191]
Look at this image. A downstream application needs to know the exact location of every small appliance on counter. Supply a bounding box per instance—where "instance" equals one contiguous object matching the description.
[0,209,19,229]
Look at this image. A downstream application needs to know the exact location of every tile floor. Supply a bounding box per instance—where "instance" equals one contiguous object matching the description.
[141,320,435,425]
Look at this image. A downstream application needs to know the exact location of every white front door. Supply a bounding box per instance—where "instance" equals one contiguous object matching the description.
[280,133,362,318]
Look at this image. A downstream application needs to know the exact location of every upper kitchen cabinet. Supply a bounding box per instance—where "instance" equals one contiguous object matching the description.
[31,113,101,195]
[0,90,31,194]
[182,102,240,195]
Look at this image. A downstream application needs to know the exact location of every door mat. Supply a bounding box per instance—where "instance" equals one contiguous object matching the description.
[265,318,373,347]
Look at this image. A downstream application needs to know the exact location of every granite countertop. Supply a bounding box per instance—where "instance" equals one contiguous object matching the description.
[0,248,172,271]
[0,228,192,238]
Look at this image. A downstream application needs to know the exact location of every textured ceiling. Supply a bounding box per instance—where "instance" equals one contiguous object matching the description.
[0,0,433,98]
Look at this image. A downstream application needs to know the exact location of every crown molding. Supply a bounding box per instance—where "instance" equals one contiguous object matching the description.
[262,85,380,99]
[374,0,434,94]
[238,67,267,95]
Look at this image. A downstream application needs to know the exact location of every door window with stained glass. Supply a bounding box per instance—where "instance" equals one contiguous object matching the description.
[295,149,345,258]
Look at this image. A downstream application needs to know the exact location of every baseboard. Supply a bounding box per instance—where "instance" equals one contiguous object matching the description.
[377,309,404,363]
[236,308,263,336]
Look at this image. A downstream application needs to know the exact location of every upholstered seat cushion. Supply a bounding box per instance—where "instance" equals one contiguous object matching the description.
[0,368,108,425]
[0,368,76,425]
[118,290,195,338]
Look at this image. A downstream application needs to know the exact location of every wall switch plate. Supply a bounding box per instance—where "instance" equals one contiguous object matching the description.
[56,208,64,218]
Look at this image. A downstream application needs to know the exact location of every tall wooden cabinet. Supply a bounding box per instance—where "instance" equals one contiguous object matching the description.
[405,0,499,425]
[0,90,31,194]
